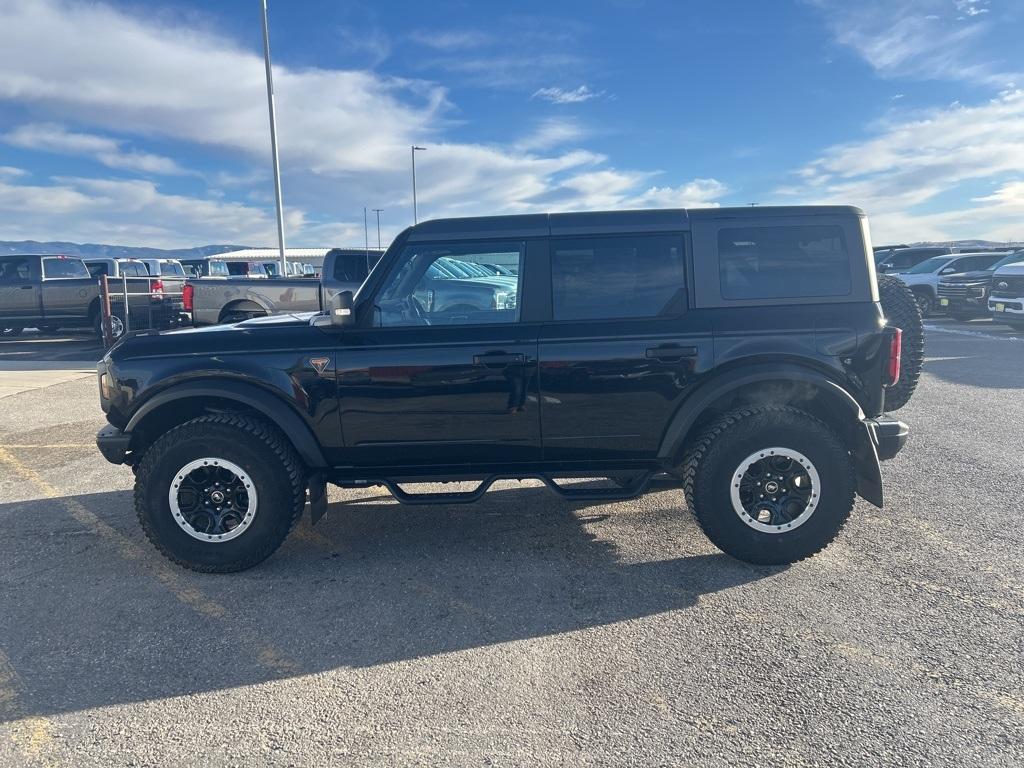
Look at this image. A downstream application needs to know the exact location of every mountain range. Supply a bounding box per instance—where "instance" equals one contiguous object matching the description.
[0,241,252,260]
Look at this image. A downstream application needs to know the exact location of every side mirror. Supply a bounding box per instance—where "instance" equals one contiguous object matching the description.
[330,290,355,327]
[877,264,890,273]
[940,267,955,275]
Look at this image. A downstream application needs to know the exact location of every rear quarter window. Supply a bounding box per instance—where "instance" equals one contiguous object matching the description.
[718,225,851,300]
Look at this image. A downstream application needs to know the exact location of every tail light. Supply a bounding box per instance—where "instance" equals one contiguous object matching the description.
[150,279,164,301]
[885,328,902,386]
[182,283,194,312]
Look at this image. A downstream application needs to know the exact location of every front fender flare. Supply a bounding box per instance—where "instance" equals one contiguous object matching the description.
[125,379,327,468]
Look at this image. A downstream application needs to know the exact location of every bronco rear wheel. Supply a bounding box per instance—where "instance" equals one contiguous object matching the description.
[683,406,855,565]
[877,273,924,411]
[134,414,306,572]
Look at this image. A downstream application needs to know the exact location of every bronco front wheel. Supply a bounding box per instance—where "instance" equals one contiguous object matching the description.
[134,414,306,572]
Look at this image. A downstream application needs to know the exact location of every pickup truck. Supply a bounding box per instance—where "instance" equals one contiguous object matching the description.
[1,254,100,336]
[896,251,1007,316]
[186,248,384,326]
[937,251,1024,319]
[988,260,1024,330]
[97,205,921,573]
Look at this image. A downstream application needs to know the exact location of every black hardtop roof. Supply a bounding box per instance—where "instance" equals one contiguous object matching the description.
[405,206,864,241]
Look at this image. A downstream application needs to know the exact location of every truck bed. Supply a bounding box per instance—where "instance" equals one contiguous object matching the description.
[188,277,323,326]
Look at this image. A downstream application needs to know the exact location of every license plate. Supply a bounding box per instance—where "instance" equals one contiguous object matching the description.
[940,298,949,306]
[995,303,1005,312]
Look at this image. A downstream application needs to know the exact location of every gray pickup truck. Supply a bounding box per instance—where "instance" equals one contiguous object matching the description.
[1,254,103,336]
[186,247,520,326]
[186,248,380,326]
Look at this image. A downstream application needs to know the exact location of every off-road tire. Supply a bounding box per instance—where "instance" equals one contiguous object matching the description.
[877,273,923,411]
[682,406,856,566]
[134,414,306,572]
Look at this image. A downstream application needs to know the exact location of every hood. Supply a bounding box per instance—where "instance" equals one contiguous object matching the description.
[993,263,1024,277]
[940,270,994,283]
[108,311,322,360]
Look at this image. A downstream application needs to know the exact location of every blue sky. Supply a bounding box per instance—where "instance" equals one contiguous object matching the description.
[0,0,1022,247]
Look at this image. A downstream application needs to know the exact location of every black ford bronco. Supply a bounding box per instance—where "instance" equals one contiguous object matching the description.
[95,206,919,572]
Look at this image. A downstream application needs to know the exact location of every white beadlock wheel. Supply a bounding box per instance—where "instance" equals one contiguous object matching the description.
[728,447,821,534]
[168,457,258,542]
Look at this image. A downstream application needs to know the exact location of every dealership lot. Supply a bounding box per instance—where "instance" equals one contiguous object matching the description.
[1,322,1022,766]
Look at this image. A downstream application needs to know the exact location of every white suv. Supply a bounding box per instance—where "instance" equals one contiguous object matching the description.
[897,252,1006,316]
[988,260,1024,331]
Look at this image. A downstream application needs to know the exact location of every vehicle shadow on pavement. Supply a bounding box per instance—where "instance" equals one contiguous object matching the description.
[0,486,777,720]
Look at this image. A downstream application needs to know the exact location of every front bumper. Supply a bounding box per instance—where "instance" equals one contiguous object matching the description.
[865,416,909,461]
[937,293,989,316]
[988,297,1024,318]
[96,424,131,465]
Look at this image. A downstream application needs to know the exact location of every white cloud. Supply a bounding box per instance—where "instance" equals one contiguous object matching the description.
[408,30,493,51]
[774,90,1024,241]
[0,166,27,179]
[954,0,990,17]
[532,85,603,104]
[0,0,446,174]
[4,123,188,175]
[0,174,312,246]
[515,119,587,152]
[0,0,726,246]
[809,0,1018,87]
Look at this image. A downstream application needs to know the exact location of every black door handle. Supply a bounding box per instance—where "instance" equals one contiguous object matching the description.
[645,344,698,361]
[20,285,34,290]
[473,352,526,367]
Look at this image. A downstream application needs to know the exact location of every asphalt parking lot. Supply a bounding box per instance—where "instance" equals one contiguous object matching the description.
[1,320,1022,767]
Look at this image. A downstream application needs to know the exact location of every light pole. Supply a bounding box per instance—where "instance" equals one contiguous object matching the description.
[260,0,287,277]
[363,207,369,259]
[372,208,383,249]
[411,145,426,224]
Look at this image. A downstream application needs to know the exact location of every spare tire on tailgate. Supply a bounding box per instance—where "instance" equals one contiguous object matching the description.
[877,273,924,411]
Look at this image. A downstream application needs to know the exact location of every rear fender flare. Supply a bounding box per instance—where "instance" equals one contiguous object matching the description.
[125,379,327,468]
[658,363,883,507]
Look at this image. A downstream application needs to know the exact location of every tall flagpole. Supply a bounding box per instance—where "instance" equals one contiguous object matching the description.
[261,0,287,276]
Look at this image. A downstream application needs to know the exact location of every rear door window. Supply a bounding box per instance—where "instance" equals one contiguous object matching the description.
[550,235,685,321]
[718,225,850,300]
[86,262,109,278]
[42,257,90,279]
[334,253,371,283]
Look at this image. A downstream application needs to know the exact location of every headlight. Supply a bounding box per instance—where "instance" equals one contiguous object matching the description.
[493,292,509,309]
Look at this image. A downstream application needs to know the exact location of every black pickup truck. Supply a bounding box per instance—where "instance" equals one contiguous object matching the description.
[96,206,919,572]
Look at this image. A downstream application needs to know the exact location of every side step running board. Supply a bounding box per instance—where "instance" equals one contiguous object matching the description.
[377,472,655,506]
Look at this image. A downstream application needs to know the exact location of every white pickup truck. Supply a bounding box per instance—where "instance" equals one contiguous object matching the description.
[988,261,1024,331]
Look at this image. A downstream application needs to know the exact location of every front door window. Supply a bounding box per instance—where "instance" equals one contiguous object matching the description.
[373,242,523,327]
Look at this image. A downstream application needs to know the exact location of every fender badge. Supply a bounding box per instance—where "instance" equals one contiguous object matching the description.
[310,356,331,375]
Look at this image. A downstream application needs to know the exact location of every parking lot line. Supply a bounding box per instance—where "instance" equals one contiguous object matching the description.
[0,446,226,619]
[0,648,56,767]
[0,447,303,683]
[0,444,94,449]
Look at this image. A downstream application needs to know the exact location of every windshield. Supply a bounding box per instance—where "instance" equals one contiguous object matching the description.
[160,261,186,277]
[905,256,952,275]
